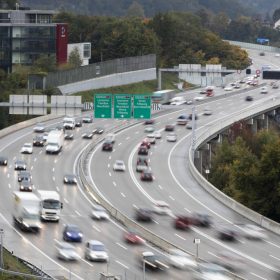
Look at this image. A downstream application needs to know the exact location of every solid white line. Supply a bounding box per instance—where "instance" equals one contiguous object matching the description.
[92,225,101,232]
[184,207,191,213]
[115,260,129,270]
[175,233,186,241]
[158,185,163,190]
[81,258,93,267]
[208,251,219,258]
[64,198,69,203]
[270,254,280,261]
[153,220,159,224]
[250,272,267,280]
[265,240,280,249]
[132,204,138,209]
[75,210,81,216]
[116,242,127,250]
[169,195,175,201]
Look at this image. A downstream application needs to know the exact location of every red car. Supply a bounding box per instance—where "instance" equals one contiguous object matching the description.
[124,231,145,244]
[140,140,151,149]
[174,215,191,230]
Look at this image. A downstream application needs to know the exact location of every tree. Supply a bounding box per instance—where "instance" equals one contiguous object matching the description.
[31,55,57,73]
[273,8,280,23]
[0,0,17,9]
[126,1,145,18]
[68,47,83,67]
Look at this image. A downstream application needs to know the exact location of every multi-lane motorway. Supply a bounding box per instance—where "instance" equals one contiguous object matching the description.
[0,49,280,280]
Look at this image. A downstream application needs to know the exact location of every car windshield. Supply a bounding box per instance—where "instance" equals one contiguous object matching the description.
[23,144,31,148]
[67,225,79,232]
[91,244,105,251]
[42,200,61,209]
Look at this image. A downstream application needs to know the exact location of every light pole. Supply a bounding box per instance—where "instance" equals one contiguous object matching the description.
[194,238,200,261]
[0,228,4,268]
[143,259,146,280]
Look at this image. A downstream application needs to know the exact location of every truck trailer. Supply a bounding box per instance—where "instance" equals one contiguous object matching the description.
[46,130,64,154]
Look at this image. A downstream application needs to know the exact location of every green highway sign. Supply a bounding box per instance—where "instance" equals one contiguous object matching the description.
[133,95,151,119]
[114,94,132,119]
[94,93,112,118]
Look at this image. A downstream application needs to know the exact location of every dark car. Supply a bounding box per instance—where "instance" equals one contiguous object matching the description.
[64,174,77,184]
[135,208,153,222]
[102,140,113,151]
[33,135,45,147]
[190,213,212,227]
[245,95,253,101]
[259,52,265,56]
[165,124,175,131]
[0,156,8,166]
[63,224,83,242]
[138,146,148,156]
[124,230,145,244]
[140,140,151,149]
[136,157,148,172]
[144,119,155,125]
[19,180,33,192]
[14,160,27,171]
[95,127,104,134]
[174,215,191,230]
[140,251,169,271]
[82,116,93,123]
[64,132,74,140]
[75,119,83,127]
[82,131,94,139]
[218,227,239,241]
[18,171,32,182]
[140,170,154,181]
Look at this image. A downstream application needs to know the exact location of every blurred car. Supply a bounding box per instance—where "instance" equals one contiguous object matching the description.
[224,86,233,91]
[146,134,156,144]
[203,108,212,116]
[95,127,104,134]
[174,215,191,230]
[194,96,205,101]
[19,180,33,192]
[165,124,175,131]
[217,226,238,241]
[190,213,212,228]
[85,240,109,262]
[153,130,162,139]
[140,169,154,181]
[177,114,188,125]
[153,201,171,215]
[215,251,245,272]
[135,208,154,222]
[186,123,193,130]
[140,139,151,149]
[166,132,177,142]
[242,224,267,240]
[113,160,126,171]
[63,224,83,242]
[33,135,44,147]
[82,131,94,139]
[169,249,197,270]
[199,89,207,94]
[56,241,80,261]
[140,251,169,271]
[259,52,265,56]
[260,86,268,94]
[144,126,155,133]
[75,118,83,127]
[91,204,109,220]
[193,262,232,280]
[63,174,77,184]
[56,124,65,132]
[102,140,113,151]
[18,171,32,182]
[42,132,49,142]
[144,119,155,125]
[186,100,193,105]
[136,157,148,172]
[104,133,116,143]
[245,95,253,101]
[275,53,280,57]
[138,146,148,156]
[82,115,93,123]
[124,230,145,245]
[64,132,74,140]
[234,83,241,89]
[14,160,27,170]
[0,156,8,166]
[20,143,33,154]
[33,123,45,133]
[272,83,279,89]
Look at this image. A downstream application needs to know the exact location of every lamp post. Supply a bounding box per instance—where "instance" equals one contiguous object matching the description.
[194,238,200,261]
[0,228,4,268]
[143,259,146,280]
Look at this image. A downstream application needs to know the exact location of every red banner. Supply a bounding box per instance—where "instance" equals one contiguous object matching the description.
[56,24,68,64]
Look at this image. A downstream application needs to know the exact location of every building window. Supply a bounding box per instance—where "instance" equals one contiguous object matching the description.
[83,43,91,59]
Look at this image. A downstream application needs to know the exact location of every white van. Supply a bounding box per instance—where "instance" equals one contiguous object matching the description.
[63,117,76,130]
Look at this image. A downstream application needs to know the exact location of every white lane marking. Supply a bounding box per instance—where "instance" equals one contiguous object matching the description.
[208,251,219,258]
[168,117,173,120]
[31,166,33,171]
[135,131,139,134]
[150,152,153,156]
[250,273,267,280]
[153,220,159,224]
[56,186,60,192]
[34,158,37,162]
[115,260,129,270]
[109,156,111,160]
[184,207,191,213]
[175,233,186,241]
[52,176,55,181]
[113,181,117,187]
[81,258,93,266]
[158,185,163,190]
[169,195,175,201]
[133,204,138,209]
[54,159,57,163]
[118,143,122,146]
[126,137,130,140]
[39,150,42,155]
[8,184,11,189]
[270,254,280,261]
[75,210,81,216]
[7,174,10,178]
[121,192,126,198]
[92,225,101,232]
[64,198,69,204]
[266,240,280,249]
[52,167,55,172]
[148,158,151,163]
[108,164,110,168]
[116,242,127,250]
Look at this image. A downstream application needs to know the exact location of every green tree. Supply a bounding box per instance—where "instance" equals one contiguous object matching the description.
[68,47,82,67]
[273,8,280,23]
[31,55,57,73]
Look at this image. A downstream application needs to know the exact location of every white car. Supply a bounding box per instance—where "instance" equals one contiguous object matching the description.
[113,160,126,171]
[144,126,155,133]
[194,96,205,101]
[146,134,156,144]
[169,249,197,270]
[203,108,212,115]
[33,123,45,133]
[275,53,280,57]
[186,123,193,129]
[224,86,233,91]
[91,204,109,220]
[193,262,232,280]
[260,86,268,94]
[242,224,267,240]
[85,240,109,262]
[56,241,80,261]
[170,96,186,105]
[215,251,245,272]
[166,132,177,142]
[153,201,171,215]
[20,143,33,154]
[105,133,116,143]
[153,131,162,139]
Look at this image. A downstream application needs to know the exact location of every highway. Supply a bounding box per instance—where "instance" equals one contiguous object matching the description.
[0,48,279,280]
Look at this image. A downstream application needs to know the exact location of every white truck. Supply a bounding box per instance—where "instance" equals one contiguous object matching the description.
[13,191,41,232]
[63,117,76,130]
[46,130,64,154]
[36,190,63,222]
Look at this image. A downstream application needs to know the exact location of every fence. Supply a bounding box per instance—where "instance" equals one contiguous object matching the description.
[225,40,280,52]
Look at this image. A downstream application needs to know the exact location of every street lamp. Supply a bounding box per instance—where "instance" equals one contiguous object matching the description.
[0,228,4,268]
[205,169,210,180]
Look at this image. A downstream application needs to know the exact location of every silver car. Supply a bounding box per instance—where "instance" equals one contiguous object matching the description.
[85,240,109,262]
[56,241,80,261]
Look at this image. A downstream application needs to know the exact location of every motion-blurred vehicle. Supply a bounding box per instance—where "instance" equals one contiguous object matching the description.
[82,131,94,139]
[242,224,267,240]
[104,133,116,143]
[75,118,83,127]
[135,208,153,222]
[144,126,155,133]
[203,108,212,116]
[140,169,154,181]
[272,83,279,89]
[146,134,156,144]
[63,174,77,184]
[153,201,171,215]
[64,132,74,140]
[102,140,113,151]
[194,96,205,101]
[0,156,8,166]
[174,215,191,230]
[63,224,83,242]
[138,146,149,156]
[20,143,33,154]
[91,204,109,220]
[124,230,145,245]
[82,115,93,123]
[144,119,155,125]
[186,123,193,130]
[18,171,31,182]
[215,251,245,272]
[259,52,265,56]
[217,226,238,241]
[168,249,197,270]
[206,86,214,97]
[95,127,104,134]
[275,53,280,57]
[260,86,268,94]
[113,160,126,171]
[19,180,33,192]
[140,139,151,149]
[186,100,193,105]
[177,114,188,125]
[165,124,175,131]
[224,85,233,91]
[136,156,148,172]
[190,213,212,228]
[33,135,44,147]
[170,96,186,105]
[139,251,169,271]
[193,262,232,280]
[33,123,45,133]
[166,132,177,142]
[85,240,109,262]
[153,131,162,139]
[14,160,27,170]
[56,241,80,261]
[245,95,253,101]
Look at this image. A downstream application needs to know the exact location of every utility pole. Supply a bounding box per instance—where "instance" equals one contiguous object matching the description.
[191,106,197,161]
[0,228,4,268]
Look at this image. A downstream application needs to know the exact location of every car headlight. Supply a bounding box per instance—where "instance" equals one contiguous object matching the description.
[29,186,32,190]
[66,232,72,237]
[4,160,7,164]
[20,186,24,190]
[64,178,68,182]
[78,233,83,237]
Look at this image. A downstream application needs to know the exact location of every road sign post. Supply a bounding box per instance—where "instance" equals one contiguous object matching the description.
[114,94,132,119]
[94,93,112,119]
[194,238,200,261]
[133,95,151,119]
